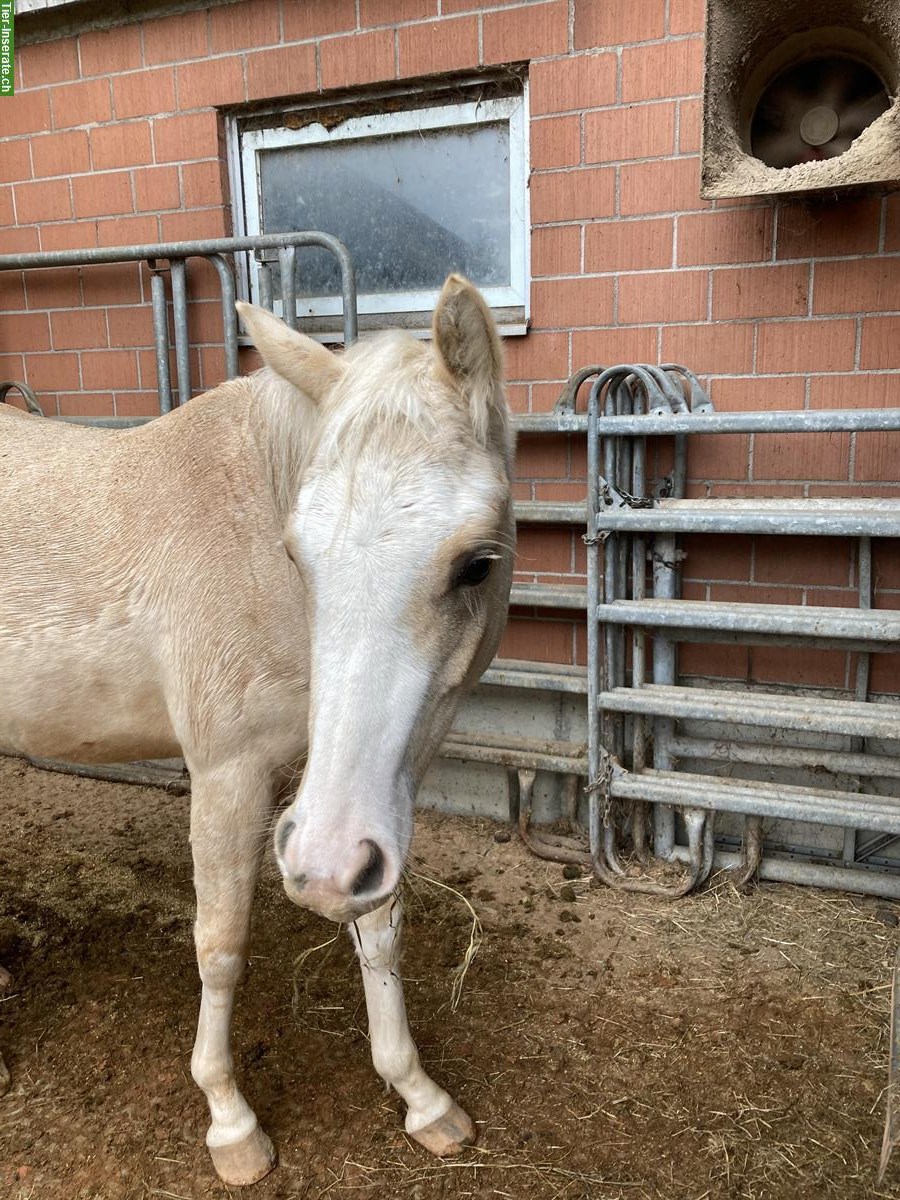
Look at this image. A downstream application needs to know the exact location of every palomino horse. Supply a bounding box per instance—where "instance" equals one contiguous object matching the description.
[0,276,514,1185]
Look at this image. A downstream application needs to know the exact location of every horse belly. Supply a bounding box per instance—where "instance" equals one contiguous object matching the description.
[0,634,179,764]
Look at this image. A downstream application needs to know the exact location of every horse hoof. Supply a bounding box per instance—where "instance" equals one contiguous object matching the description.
[208,1124,277,1186]
[0,1052,9,1097]
[410,1102,476,1157]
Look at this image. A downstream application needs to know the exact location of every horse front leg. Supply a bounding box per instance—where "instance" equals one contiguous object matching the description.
[349,895,476,1156]
[189,763,277,1187]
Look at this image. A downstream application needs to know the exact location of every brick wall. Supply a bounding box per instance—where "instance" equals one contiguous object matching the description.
[2,0,899,690]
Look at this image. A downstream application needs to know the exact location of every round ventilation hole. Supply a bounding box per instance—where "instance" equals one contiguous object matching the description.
[750,54,890,169]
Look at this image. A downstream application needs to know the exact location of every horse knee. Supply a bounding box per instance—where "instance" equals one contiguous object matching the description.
[195,943,246,992]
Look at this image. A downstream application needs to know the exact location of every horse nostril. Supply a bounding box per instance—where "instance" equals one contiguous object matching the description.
[276,819,295,860]
[351,839,385,898]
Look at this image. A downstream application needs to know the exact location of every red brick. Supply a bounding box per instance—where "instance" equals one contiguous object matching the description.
[0,268,24,312]
[58,392,115,418]
[750,645,848,690]
[107,305,156,348]
[184,299,231,343]
[50,78,112,129]
[680,641,751,682]
[505,331,569,381]
[134,165,181,212]
[677,208,774,265]
[283,0,356,40]
[320,30,395,89]
[0,355,26,385]
[116,391,165,418]
[482,1,569,64]
[498,617,574,665]
[182,161,225,209]
[886,195,900,252]
[662,323,754,373]
[678,98,701,153]
[576,0,665,48]
[50,308,109,352]
[531,115,581,169]
[622,37,703,101]
[813,259,900,316]
[516,527,574,574]
[620,157,703,216]
[686,433,750,481]
[514,434,570,479]
[97,215,160,247]
[869,653,900,697]
[31,129,91,179]
[531,276,614,329]
[14,178,72,223]
[19,38,79,88]
[91,122,153,170]
[160,207,228,241]
[246,44,318,100]
[753,431,849,481]
[754,538,851,588]
[25,267,83,313]
[0,139,32,186]
[2,312,51,351]
[681,534,753,582]
[40,221,97,252]
[585,102,676,163]
[756,319,856,374]
[115,69,177,120]
[530,53,617,115]
[531,167,615,223]
[669,0,706,34]
[585,218,673,272]
[857,432,900,484]
[398,17,479,77]
[23,351,81,392]
[531,225,582,277]
[572,325,658,365]
[362,0,436,23]
[177,55,246,110]
[210,0,279,51]
[79,25,142,76]
[776,197,881,259]
[505,384,530,415]
[144,10,209,64]
[809,373,897,410]
[712,264,809,320]
[2,90,52,137]
[712,376,805,411]
[81,350,139,390]
[618,269,707,324]
[198,344,229,386]
[80,264,144,308]
[153,111,220,163]
[72,171,132,218]
[860,317,900,369]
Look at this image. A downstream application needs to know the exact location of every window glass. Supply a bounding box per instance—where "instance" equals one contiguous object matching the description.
[259,121,512,298]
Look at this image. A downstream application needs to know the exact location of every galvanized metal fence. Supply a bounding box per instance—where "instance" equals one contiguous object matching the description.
[571,367,900,899]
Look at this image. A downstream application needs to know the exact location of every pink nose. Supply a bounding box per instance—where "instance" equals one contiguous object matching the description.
[278,829,393,921]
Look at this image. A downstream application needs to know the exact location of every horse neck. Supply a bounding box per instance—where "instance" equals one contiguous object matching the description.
[254,367,321,525]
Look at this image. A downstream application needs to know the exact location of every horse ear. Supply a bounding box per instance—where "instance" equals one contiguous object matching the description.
[236,301,345,403]
[432,275,506,445]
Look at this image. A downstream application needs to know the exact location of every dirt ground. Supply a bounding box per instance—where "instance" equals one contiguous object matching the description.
[0,756,899,1200]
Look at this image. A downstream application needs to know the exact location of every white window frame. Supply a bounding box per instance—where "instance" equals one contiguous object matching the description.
[237,91,529,330]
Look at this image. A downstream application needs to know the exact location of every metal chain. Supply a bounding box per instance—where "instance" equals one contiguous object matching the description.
[585,745,615,827]
[598,478,655,510]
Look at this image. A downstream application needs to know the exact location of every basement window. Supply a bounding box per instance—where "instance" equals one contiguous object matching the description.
[233,83,529,337]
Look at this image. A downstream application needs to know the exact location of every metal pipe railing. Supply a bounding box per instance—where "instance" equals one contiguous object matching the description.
[0,231,358,418]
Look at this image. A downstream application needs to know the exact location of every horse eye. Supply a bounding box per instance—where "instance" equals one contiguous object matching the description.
[455,556,493,588]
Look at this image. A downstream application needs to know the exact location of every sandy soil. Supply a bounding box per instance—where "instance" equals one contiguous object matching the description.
[0,755,898,1200]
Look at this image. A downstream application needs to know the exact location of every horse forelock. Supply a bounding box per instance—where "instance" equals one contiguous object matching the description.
[314,331,490,471]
